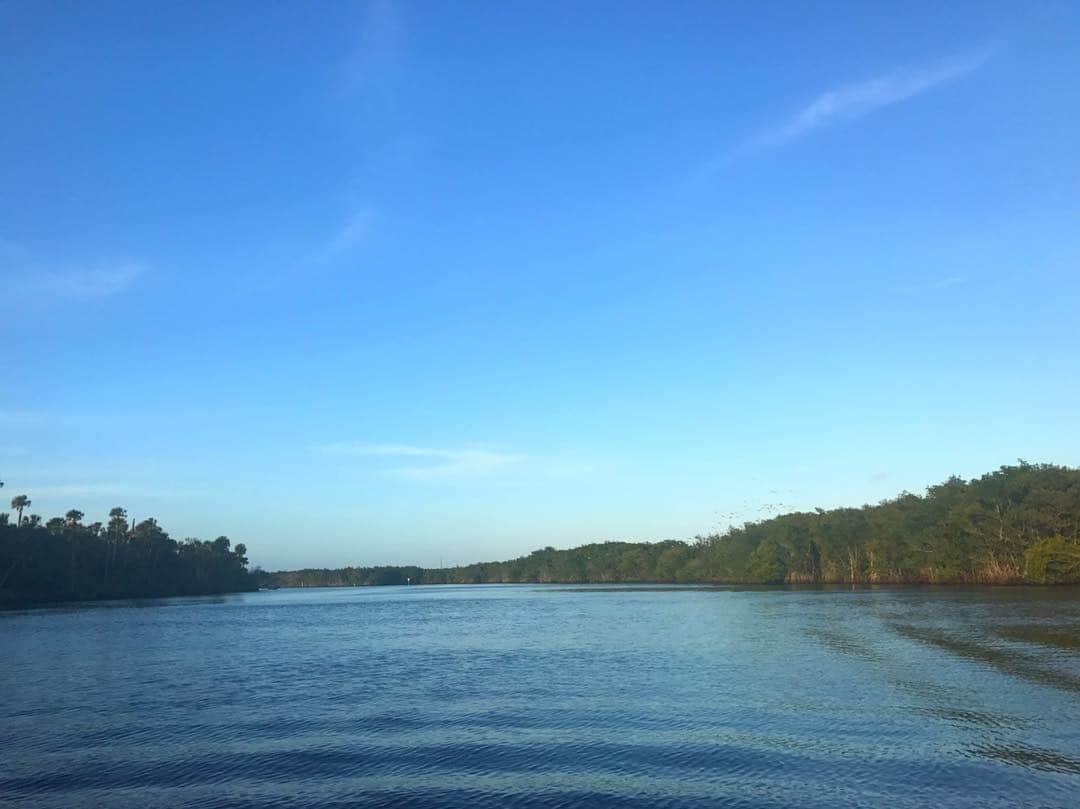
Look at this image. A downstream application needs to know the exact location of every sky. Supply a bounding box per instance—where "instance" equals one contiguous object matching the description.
[2,1,1079,570]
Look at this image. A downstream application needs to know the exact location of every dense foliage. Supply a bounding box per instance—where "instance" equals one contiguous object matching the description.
[0,504,254,606]
[264,463,1080,587]
[268,565,426,588]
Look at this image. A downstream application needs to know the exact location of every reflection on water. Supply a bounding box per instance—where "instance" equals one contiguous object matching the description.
[1,585,1078,808]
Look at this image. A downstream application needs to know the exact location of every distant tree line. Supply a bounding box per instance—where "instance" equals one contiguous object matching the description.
[0,499,254,606]
[263,463,1080,588]
[267,565,426,588]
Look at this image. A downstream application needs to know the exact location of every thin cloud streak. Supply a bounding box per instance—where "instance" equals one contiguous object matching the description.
[342,0,403,102]
[310,209,374,264]
[0,410,48,427]
[26,483,132,498]
[319,443,525,479]
[13,482,194,501]
[3,242,144,299]
[922,275,966,291]
[38,263,143,298]
[897,275,967,294]
[729,46,994,160]
[242,208,375,291]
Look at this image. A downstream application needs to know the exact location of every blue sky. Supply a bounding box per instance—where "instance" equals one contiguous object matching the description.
[3,1,1079,569]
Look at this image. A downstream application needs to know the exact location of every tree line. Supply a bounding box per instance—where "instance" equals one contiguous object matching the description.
[263,463,1080,588]
[0,498,254,606]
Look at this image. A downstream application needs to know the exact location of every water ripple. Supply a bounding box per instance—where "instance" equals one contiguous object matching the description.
[2,585,1078,808]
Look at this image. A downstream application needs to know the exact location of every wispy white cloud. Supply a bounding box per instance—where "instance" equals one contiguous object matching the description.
[241,208,375,291]
[319,443,525,479]
[729,46,994,159]
[342,0,403,101]
[7,480,199,502]
[25,483,132,499]
[2,239,144,299]
[286,1,402,287]
[37,263,143,298]
[539,460,606,481]
[310,209,374,264]
[923,275,966,290]
[0,410,47,427]
[897,275,967,294]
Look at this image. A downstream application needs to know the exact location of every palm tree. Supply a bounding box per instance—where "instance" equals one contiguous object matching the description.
[10,495,30,527]
[107,507,128,538]
[103,507,128,592]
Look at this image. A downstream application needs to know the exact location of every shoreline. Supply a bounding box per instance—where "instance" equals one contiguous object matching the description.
[8,580,1079,613]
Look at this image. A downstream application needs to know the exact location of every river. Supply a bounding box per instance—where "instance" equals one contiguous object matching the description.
[2,584,1078,807]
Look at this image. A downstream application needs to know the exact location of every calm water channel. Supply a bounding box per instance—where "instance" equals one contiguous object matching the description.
[2,584,1078,807]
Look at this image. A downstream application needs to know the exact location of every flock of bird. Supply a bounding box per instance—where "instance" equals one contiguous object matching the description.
[713,488,799,526]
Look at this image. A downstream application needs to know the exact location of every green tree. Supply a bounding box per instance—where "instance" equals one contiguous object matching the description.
[107,507,129,539]
[1024,536,1080,584]
[0,506,257,605]
[10,495,30,527]
[748,540,788,584]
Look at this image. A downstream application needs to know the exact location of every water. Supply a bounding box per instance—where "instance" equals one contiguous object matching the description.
[2,585,1079,808]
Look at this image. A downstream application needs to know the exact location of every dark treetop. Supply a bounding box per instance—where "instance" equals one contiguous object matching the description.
[0,505,253,607]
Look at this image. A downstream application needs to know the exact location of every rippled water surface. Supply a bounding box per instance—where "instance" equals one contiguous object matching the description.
[2,585,1079,808]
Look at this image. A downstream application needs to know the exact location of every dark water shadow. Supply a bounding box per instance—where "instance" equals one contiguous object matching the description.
[803,626,889,664]
[890,623,1080,695]
[969,742,1080,775]
[998,625,1080,652]
[0,593,235,618]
